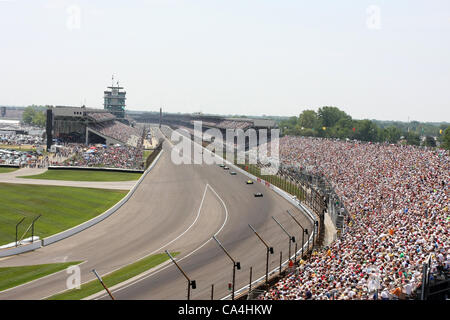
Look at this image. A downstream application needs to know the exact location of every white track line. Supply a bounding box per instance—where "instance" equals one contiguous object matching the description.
[93,183,229,300]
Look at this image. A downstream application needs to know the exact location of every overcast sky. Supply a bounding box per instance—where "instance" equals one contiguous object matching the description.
[1,0,449,122]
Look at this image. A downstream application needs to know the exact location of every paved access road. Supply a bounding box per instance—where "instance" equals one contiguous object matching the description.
[0,168,135,190]
[0,127,313,300]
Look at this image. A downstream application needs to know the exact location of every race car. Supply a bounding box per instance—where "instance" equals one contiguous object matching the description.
[230,171,237,175]
[254,192,263,197]
[223,166,230,170]
[246,180,254,184]
[219,164,225,168]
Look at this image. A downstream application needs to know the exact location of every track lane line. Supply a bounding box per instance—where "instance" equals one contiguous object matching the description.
[92,183,229,300]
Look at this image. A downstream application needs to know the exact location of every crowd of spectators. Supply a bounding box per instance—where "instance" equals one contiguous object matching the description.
[89,121,142,147]
[0,133,43,146]
[87,112,116,122]
[258,136,449,300]
[216,120,253,130]
[57,144,144,169]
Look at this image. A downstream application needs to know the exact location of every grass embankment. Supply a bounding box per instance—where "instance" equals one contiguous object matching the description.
[143,150,153,162]
[0,183,127,246]
[0,167,18,174]
[0,261,83,292]
[19,169,142,182]
[48,252,179,300]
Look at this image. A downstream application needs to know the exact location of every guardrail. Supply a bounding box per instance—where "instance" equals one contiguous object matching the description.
[0,150,164,258]
[47,166,144,173]
[0,164,20,168]
[0,241,42,257]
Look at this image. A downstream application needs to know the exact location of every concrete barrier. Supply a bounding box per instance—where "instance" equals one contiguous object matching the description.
[42,150,164,246]
[48,166,144,173]
[0,164,20,168]
[0,240,42,258]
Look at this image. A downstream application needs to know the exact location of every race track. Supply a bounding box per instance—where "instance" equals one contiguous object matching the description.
[0,127,313,300]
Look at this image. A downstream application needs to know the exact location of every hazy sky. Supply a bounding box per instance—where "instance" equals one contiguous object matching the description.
[1,0,449,122]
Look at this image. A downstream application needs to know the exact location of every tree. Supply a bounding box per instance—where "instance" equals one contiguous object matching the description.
[334,117,354,139]
[424,136,436,147]
[22,106,36,125]
[31,111,46,127]
[441,127,450,150]
[383,126,402,143]
[354,120,379,142]
[317,106,350,128]
[22,105,47,128]
[298,110,319,129]
[405,132,420,146]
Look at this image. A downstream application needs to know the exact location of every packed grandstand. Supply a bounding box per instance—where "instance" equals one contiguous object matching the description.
[254,136,449,300]
[52,107,142,148]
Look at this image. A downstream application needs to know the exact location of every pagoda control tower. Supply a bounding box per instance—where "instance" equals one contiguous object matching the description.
[104,76,126,119]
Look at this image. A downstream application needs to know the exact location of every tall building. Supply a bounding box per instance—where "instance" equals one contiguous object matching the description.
[104,77,126,119]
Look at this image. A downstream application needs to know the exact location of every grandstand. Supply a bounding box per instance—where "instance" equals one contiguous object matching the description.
[50,106,142,147]
[255,136,449,300]
[131,112,277,150]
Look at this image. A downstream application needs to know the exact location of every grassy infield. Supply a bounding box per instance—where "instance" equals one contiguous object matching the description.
[0,169,139,298]
[0,183,128,246]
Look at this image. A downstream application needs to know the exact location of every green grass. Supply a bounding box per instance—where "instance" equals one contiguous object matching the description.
[19,169,142,182]
[0,261,82,292]
[0,183,127,246]
[0,167,18,174]
[48,252,179,300]
[143,150,153,162]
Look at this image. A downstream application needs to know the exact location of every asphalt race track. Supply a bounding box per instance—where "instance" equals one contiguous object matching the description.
[0,127,313,300]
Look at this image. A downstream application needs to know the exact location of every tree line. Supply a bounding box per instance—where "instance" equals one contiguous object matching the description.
[21,105,49,128]
[279,106,450,149]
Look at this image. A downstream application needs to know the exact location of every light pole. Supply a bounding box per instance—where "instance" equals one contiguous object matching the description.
[286,210,309,258]
[31,214,42,243]
[92,269,115,300]
[248,224,274,287]
[15,217,25,247]
[212,236,241,300]
[272,216,295,261]
[165,250,196,300]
